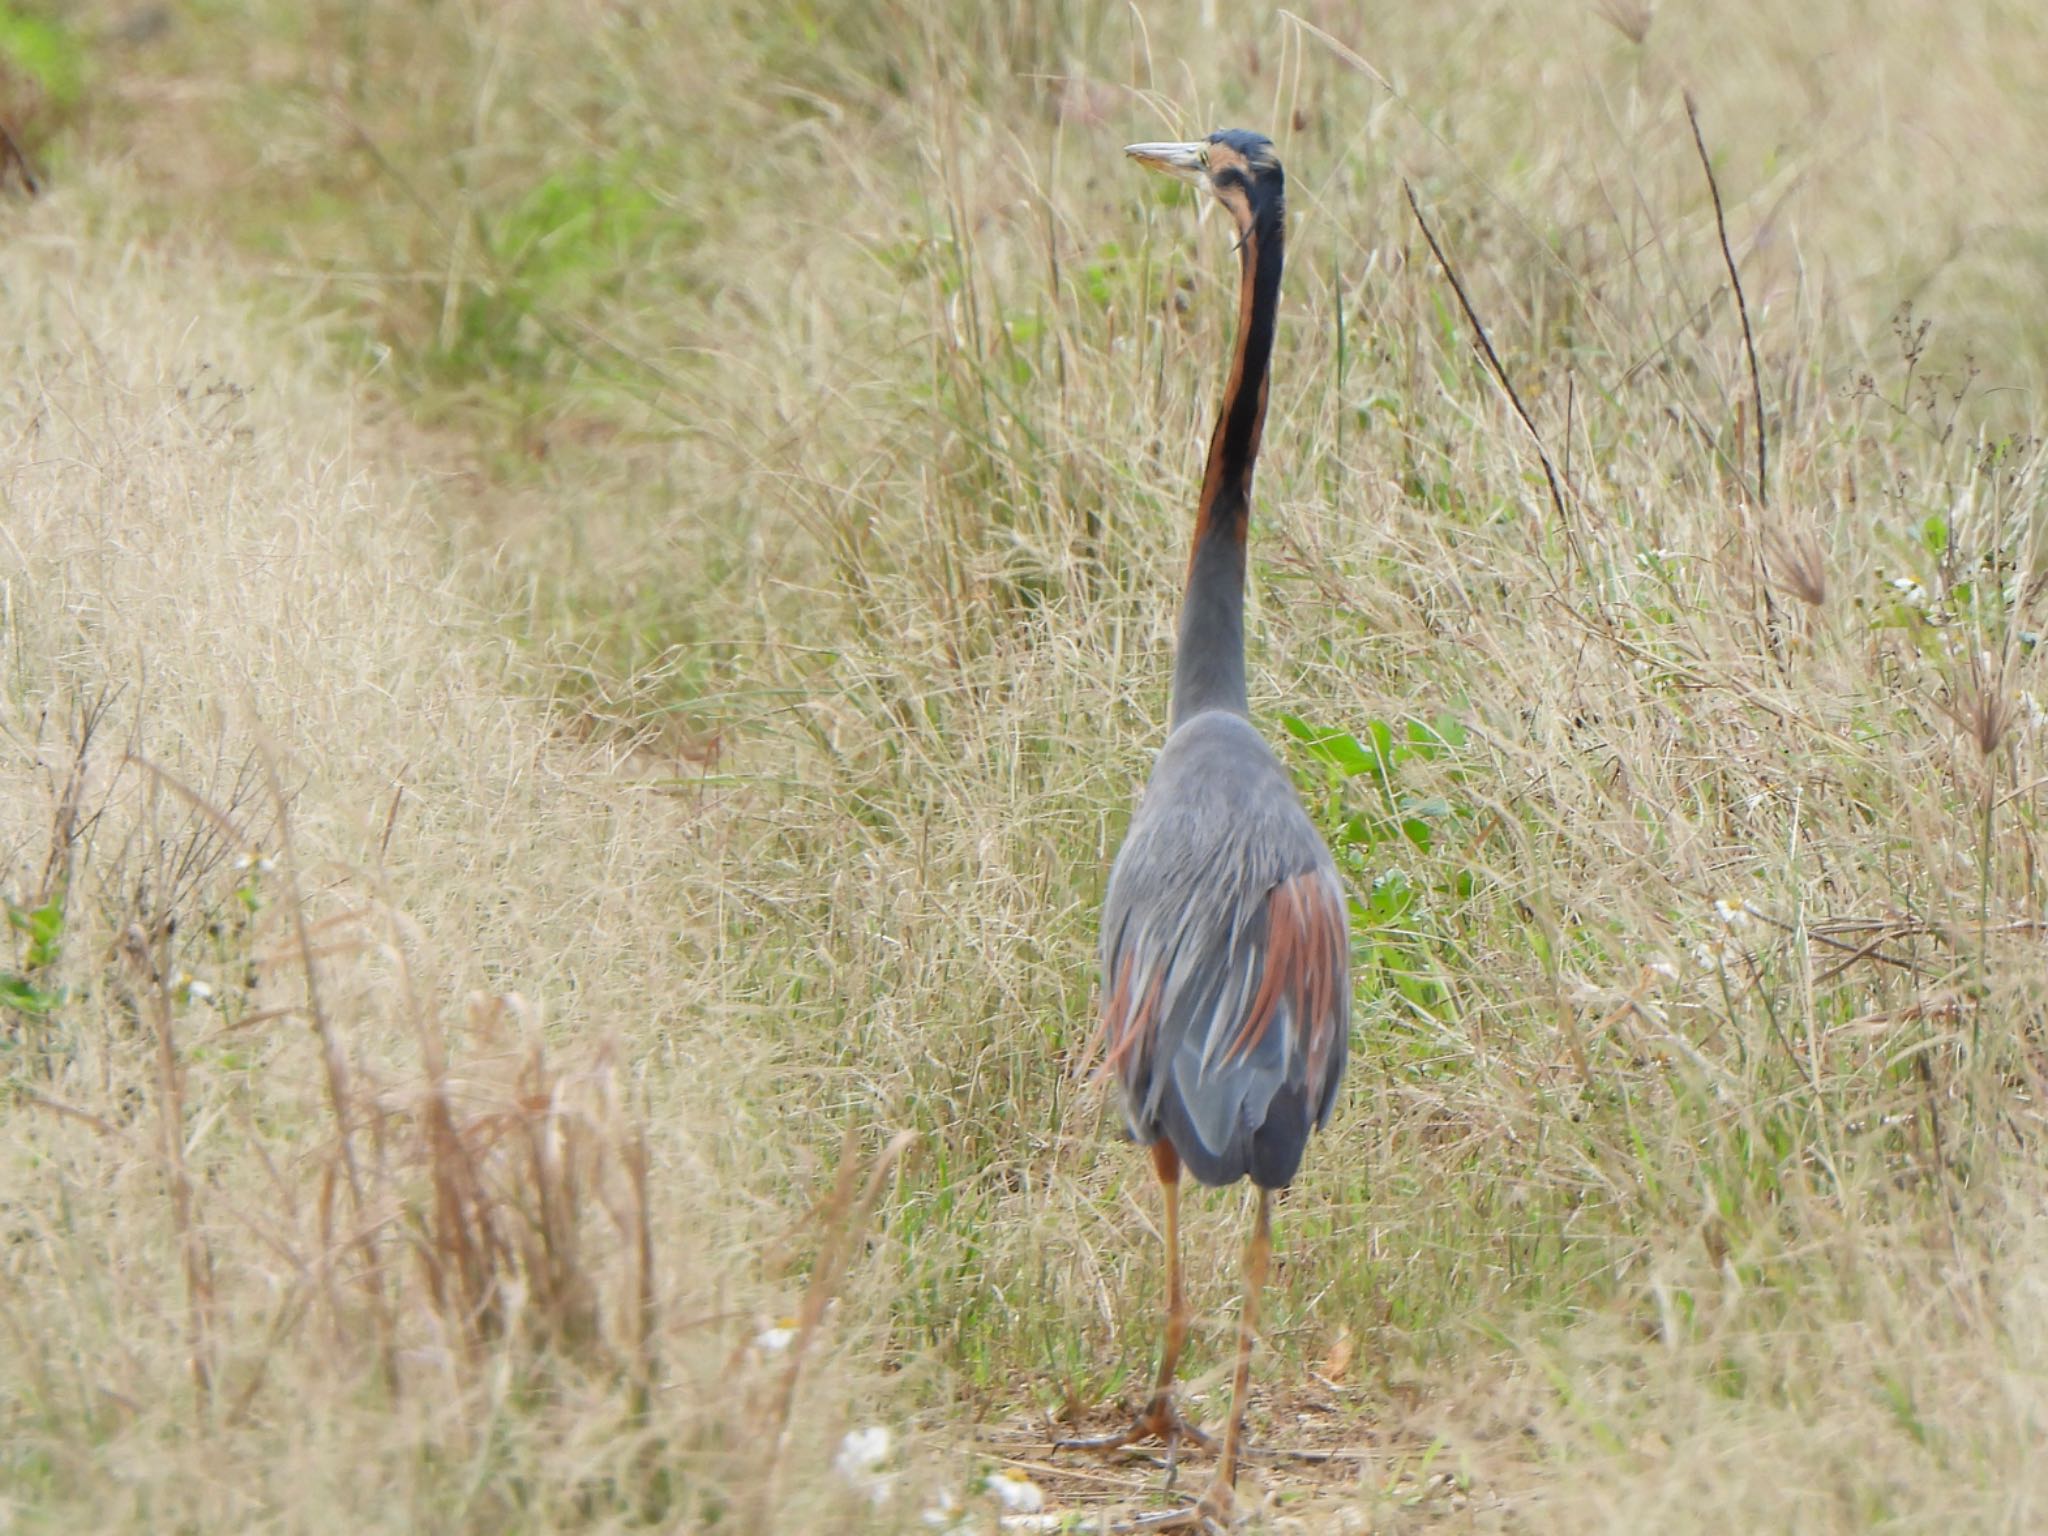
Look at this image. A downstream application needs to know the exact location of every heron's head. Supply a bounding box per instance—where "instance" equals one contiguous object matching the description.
[1125,129,1284,235]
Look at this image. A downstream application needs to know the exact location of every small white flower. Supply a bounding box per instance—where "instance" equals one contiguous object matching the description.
[752,1324,796,1354]
[835,1426,894,1505]
[1890,576,1929,608]
[837,1427,892,1469]
[984,1471,1045,1513]
[921,1491,968,1530]
[1647,959,1679,982]
[1713,898,1752,929]
[174,972,216,1003]
[232,851,279,875]
[1692,939,1727,971]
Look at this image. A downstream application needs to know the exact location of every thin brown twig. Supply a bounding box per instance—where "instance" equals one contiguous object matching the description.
[626,1112,657,1415]
[198,1004,302,1041]
[376,780,406,864]
[115,757,219,1410]
[15,1088,118,1135]
[1737,906,1938,979]
[37,691,110,908]
[1811,933,1931,986]
[1683,94,1785,671]
[223,1287,312,1428]
[140,916,216,1408]
[759,1127,915,1528]
[1684,93,1767,506]
[254,739,398,1392]
[1552,596,1834,738]
[0,116,39,196]
[1401,180,1590,578]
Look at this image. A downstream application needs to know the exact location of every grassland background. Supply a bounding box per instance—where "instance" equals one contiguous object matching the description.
[8,1,2048,1530]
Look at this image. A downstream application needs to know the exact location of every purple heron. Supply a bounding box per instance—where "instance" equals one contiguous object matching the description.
[1060,130,1351,1530]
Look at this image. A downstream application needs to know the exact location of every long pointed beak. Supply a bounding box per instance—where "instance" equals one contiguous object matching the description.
[1125,141,1207,185]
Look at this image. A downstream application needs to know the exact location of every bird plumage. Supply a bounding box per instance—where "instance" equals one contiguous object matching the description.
[1101,711,1349,1187]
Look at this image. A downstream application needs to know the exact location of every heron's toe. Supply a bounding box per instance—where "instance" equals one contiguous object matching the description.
[1193,1480,1238,1529]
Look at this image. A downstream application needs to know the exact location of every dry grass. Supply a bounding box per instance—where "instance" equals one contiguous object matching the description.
[10,1,2048,1531]
[0,203,903,1531]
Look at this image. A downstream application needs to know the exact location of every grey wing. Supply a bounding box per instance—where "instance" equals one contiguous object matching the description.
[1097,716,1350,1189]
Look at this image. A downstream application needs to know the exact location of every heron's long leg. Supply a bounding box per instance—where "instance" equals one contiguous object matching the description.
[1054,1142,1215,1458]
[1086,1192,1272,1534]
[1195,1186,1272,1522]
[1145,1142,1217,1466]
[1152,1140,1192,1403]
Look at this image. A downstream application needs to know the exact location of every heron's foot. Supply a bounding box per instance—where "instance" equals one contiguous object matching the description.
[1194,1480,1237,1526]
[1054,1391,1218,1467]
[1106,1481,1236,1534]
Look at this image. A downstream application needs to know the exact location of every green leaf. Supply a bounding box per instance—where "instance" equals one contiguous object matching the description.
[0,9,84,107]
[1337,814,1375,848]
[1365,718,1401,771]
[1281,715,1374,777]
[1366,872,1414,923]
[6,894,64,970]
[1921,515,1948,555]
[0,972,63,1017]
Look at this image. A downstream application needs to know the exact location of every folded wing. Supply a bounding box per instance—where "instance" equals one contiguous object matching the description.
[1102,850,1349,1189]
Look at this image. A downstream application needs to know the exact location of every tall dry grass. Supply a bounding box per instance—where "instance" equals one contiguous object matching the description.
[0,202,917,1532]
[10,1,2048,1531]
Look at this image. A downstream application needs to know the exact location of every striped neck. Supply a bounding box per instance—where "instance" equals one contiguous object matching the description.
[1170,206,1284,730]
